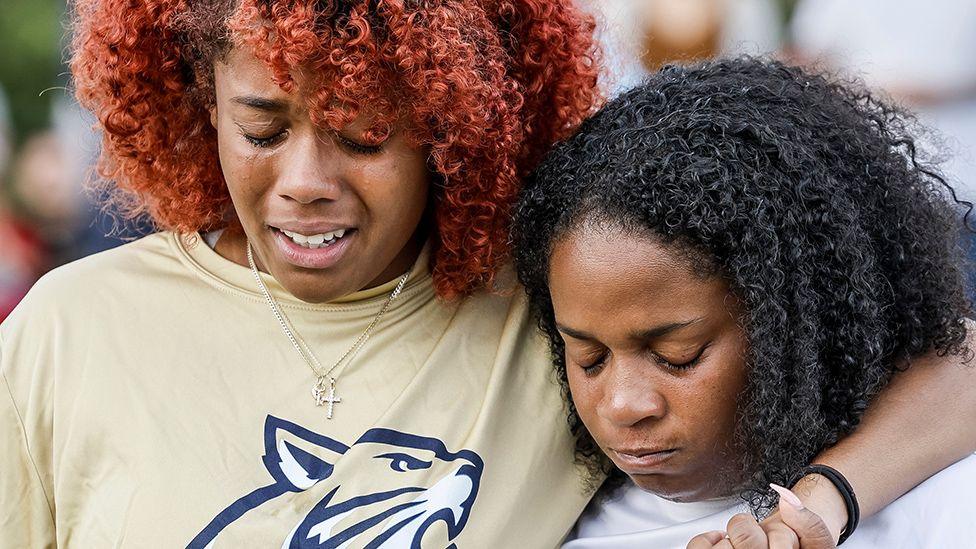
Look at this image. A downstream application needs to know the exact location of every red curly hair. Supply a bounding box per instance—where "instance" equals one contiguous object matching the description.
[71,0,600,298]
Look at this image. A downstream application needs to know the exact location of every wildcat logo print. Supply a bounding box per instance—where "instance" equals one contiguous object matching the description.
[187,415,484,548]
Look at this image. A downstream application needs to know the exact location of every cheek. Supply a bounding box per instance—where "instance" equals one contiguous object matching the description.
[566,367,601,426]
[223,161,276,222]
[712,349,749,417]
[697,377,741,427]
[684,358,748,445]
[361,161,429,223]
[217,134,273,203]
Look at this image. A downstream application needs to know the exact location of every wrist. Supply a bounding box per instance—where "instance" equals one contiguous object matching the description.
[790,473,848,544]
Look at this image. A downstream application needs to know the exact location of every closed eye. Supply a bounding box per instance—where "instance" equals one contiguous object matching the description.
[653,342,710,372]
[579,351,609,375]
[375,452,432,472]
[336,133,383,155]
[236,123,287,149]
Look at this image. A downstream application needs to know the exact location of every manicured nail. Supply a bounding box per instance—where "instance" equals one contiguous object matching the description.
[770,483,805,509]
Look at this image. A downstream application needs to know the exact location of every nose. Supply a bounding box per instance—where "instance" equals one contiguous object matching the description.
[276,131,343,204]
[598,360,668,428]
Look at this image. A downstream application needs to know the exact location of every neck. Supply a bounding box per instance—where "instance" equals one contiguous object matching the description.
[213,223,250,268]
[363,231,424,290]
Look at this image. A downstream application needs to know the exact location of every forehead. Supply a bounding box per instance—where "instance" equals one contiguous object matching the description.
[213,46,398,131]
[548,223,726,327]
[214,47,291,98]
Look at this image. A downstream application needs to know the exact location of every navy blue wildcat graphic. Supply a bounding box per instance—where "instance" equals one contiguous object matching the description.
[187,415,484,548]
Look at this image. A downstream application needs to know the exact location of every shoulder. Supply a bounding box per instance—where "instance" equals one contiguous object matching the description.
[444,265,562,391]
[8,232,183,313]
[850,454,976,547]
[890,453,976,510]
[457,264,535,326]
[33,231,179,288]
[886,453,976,512]
[0,232,195,344]
[453,266,548,360]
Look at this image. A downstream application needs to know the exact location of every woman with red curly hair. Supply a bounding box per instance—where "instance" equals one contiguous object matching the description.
[1,2,604,546]
[1,1,976,547]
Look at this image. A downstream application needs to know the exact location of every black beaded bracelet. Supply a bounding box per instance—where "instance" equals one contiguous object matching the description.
[796,464,860,545]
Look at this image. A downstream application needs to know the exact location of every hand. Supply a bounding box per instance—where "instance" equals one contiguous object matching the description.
[686,485,836,549]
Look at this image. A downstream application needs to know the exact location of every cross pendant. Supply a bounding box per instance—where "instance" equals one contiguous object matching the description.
[312,377,342,419]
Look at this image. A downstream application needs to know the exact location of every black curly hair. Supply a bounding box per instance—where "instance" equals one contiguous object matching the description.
[512,57,972,510]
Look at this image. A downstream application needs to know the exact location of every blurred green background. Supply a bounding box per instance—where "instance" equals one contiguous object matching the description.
[0,0,65,146]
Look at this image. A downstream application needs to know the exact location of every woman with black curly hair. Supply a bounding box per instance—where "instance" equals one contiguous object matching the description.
[513,58,976,548]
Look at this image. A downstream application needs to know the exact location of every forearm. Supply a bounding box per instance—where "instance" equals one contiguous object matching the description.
[793,333,976,540]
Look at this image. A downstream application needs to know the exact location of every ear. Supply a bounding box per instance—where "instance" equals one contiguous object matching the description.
[274,440,333,490]
[262,415,349,490]
[209,104,218,130]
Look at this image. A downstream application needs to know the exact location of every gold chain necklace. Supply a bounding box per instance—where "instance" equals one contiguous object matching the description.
[246,241,409,419]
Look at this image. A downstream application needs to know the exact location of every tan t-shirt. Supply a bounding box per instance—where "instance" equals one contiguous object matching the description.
[0,232,592,548]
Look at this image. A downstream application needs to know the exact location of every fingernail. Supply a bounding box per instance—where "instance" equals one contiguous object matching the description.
[770,483,805,509]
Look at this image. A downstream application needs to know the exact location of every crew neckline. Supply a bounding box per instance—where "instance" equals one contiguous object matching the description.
[569,481,748,545]
[601,481,743,526]
[173,232,434,310]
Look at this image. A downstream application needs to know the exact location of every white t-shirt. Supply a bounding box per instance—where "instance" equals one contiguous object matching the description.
[565,454,976,548]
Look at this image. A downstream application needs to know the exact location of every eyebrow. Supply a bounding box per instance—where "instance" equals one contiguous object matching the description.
[556,318,703,341]
[230,95,289,112]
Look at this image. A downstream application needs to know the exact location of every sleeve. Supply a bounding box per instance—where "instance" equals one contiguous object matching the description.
[0,333,56,548]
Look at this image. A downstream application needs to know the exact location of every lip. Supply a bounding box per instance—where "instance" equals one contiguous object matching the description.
[609,447,679,473]
[270,226,356,269]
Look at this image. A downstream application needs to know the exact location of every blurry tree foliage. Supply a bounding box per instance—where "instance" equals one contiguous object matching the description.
[0,0,64,144]
[776,0,798,24]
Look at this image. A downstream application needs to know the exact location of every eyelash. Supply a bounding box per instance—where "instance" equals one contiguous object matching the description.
[654,345,708,372]
[239,129,286,149]
[580,352,609,375]
[578,344,709,375]
[336,134,383,155]
[238,129,383,156]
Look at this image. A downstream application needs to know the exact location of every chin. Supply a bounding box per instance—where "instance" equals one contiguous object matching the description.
[626,469,738,503]
[279,270,355,304]
[289,288,340,304]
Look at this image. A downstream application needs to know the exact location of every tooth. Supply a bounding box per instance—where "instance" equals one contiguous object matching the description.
[282,229,295,238]
[292,233,308,244]
[334,229,345,239]
[307,233,325,245]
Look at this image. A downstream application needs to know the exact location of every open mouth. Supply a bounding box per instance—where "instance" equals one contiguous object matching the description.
[274,227,352,249]
[267,225,358,270]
